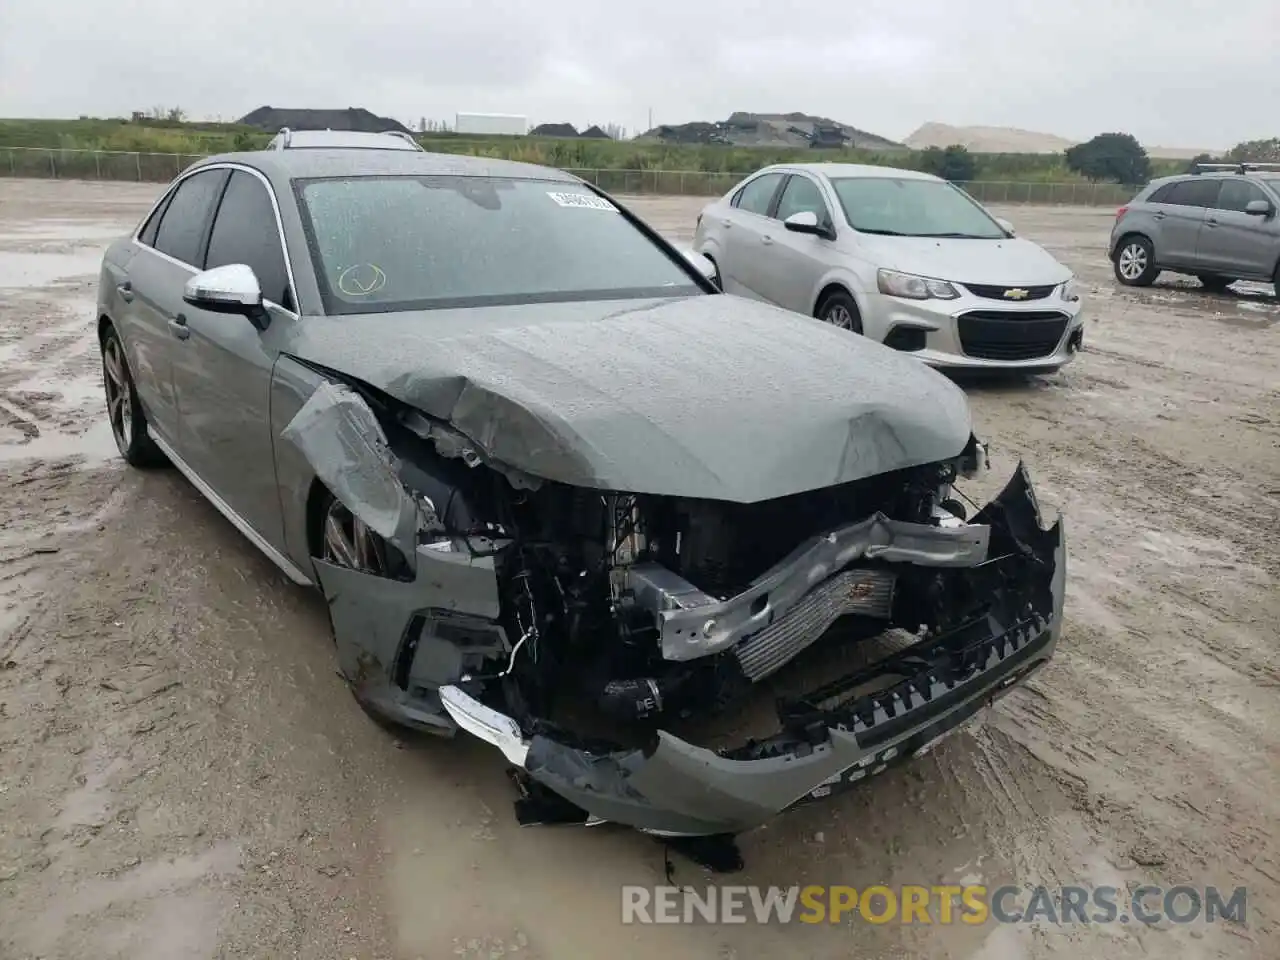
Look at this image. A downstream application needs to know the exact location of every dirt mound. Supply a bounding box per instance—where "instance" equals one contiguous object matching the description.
[640,111,903,151]
[904,122,1220,160]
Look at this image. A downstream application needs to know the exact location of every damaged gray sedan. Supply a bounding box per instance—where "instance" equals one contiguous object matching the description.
[96,147,1065,844]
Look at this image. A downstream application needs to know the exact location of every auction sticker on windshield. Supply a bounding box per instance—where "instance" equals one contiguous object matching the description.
[547,191,617,211]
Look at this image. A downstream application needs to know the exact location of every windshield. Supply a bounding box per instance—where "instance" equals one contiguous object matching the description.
[828,177,1006,239]
[295,176,703,314]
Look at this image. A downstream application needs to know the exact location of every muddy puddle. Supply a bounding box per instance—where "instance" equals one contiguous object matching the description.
[0,213,112,467]
[0,220,127,243]
[0,250,104,289]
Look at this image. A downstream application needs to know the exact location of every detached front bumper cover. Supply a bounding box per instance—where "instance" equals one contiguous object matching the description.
[439,462,1066,838]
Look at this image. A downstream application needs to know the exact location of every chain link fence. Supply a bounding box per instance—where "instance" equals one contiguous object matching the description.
[568,168,1136,205]
[0,147,1138,206]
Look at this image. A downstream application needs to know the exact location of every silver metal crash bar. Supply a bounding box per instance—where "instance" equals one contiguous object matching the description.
[439,685,529,766]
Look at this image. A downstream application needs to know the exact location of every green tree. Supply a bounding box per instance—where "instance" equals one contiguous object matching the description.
[920,144,976,182]
[1065,132,1151,185]
[937,145,976,182]
[1225,138,1280,162]
[1185,152,1215,173]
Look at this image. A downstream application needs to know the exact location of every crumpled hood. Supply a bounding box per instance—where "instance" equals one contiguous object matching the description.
[283,294,972,503]
[863,235,1072,287]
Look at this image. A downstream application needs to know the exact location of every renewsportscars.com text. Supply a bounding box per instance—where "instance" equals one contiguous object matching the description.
[621,884,1248,926]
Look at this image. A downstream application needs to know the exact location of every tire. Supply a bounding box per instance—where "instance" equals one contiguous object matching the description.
[1197,275,1233,292]
[1113,235,1158,287]
[816,289,864,335]
[100,324,165,467]
[312,487,416,731]
[1273,263,1280,299]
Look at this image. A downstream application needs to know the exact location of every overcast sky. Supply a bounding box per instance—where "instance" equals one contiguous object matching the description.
[0,0,1273,149]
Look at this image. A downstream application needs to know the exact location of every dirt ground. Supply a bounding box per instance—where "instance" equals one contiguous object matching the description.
[0,178,1277,960]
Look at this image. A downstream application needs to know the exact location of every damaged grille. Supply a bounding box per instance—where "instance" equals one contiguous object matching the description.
[733,567,896,682]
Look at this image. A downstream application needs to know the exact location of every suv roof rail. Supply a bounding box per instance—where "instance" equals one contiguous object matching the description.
[269,127,421,152]
[1191,161,1280,175]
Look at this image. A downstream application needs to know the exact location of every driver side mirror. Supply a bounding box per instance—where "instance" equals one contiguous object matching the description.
[782,210,835,240]
[995,217,1016,237]
[183,264,270,330]
[1245,199,1274,217]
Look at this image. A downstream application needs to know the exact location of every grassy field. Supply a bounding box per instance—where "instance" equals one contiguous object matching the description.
[0,117,1189,182]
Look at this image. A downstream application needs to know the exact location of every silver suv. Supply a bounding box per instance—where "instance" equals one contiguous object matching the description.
[1110,163,1280,294]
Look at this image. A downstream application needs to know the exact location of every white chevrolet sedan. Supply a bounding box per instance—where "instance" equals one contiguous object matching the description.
[693,163,1085,371]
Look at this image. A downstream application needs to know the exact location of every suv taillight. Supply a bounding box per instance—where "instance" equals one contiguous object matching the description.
[1115,205,1129,219]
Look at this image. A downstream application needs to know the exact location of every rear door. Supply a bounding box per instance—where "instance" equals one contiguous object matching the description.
[718,172,786,300]
[169,168,299,549]
[1154,179,1219,266]
[1197,178,1278,277]
[119,168,229,444]
[756,173,841,314]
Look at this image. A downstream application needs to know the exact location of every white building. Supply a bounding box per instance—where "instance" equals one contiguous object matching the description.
[455,113,527,136]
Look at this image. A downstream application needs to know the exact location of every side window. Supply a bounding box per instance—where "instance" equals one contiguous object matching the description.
[137,191,174,246]
[152,169,229,266]
[1215,179,1265,213]
[1147,183,1177,204]
[733,173,785,216]
[205,171,292,308]
[774,175,830,223]
[1165,179,1220,208]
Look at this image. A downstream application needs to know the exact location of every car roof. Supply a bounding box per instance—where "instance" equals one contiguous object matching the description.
[760,162,942,182]
[187,148,581,185]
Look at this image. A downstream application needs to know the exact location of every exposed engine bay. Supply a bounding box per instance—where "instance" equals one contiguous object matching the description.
[289,376,1064,844]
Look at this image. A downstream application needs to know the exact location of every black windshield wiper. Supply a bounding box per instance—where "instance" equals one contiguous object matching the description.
[914,232,995,239]
[855,228,908,236]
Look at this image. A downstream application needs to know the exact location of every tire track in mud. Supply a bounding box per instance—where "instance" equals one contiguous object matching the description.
[959,296,1280,954]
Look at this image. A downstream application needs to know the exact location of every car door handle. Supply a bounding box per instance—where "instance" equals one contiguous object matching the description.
[721,219,732,228]
[1205,217,1218,227]
[168,314,190,341]
[761,235,774,245]
[117,281,134,303]
[1152,212,1166,221]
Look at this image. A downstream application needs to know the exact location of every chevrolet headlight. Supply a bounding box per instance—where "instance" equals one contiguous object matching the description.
[1060,276,1081,302]
[877,268,959,301]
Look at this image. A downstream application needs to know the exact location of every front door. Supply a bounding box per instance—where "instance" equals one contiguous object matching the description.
[169,169,298,552]
[1197,178,1279,277]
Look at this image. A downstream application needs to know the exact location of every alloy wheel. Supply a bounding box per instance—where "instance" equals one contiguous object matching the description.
[826,303,857,331]
[322,498,388,575]
[1117,243,1148,281]
[102,337,133,454]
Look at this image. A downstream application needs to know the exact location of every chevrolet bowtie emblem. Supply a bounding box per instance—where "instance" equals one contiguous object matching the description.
[1003,288,1030,300]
